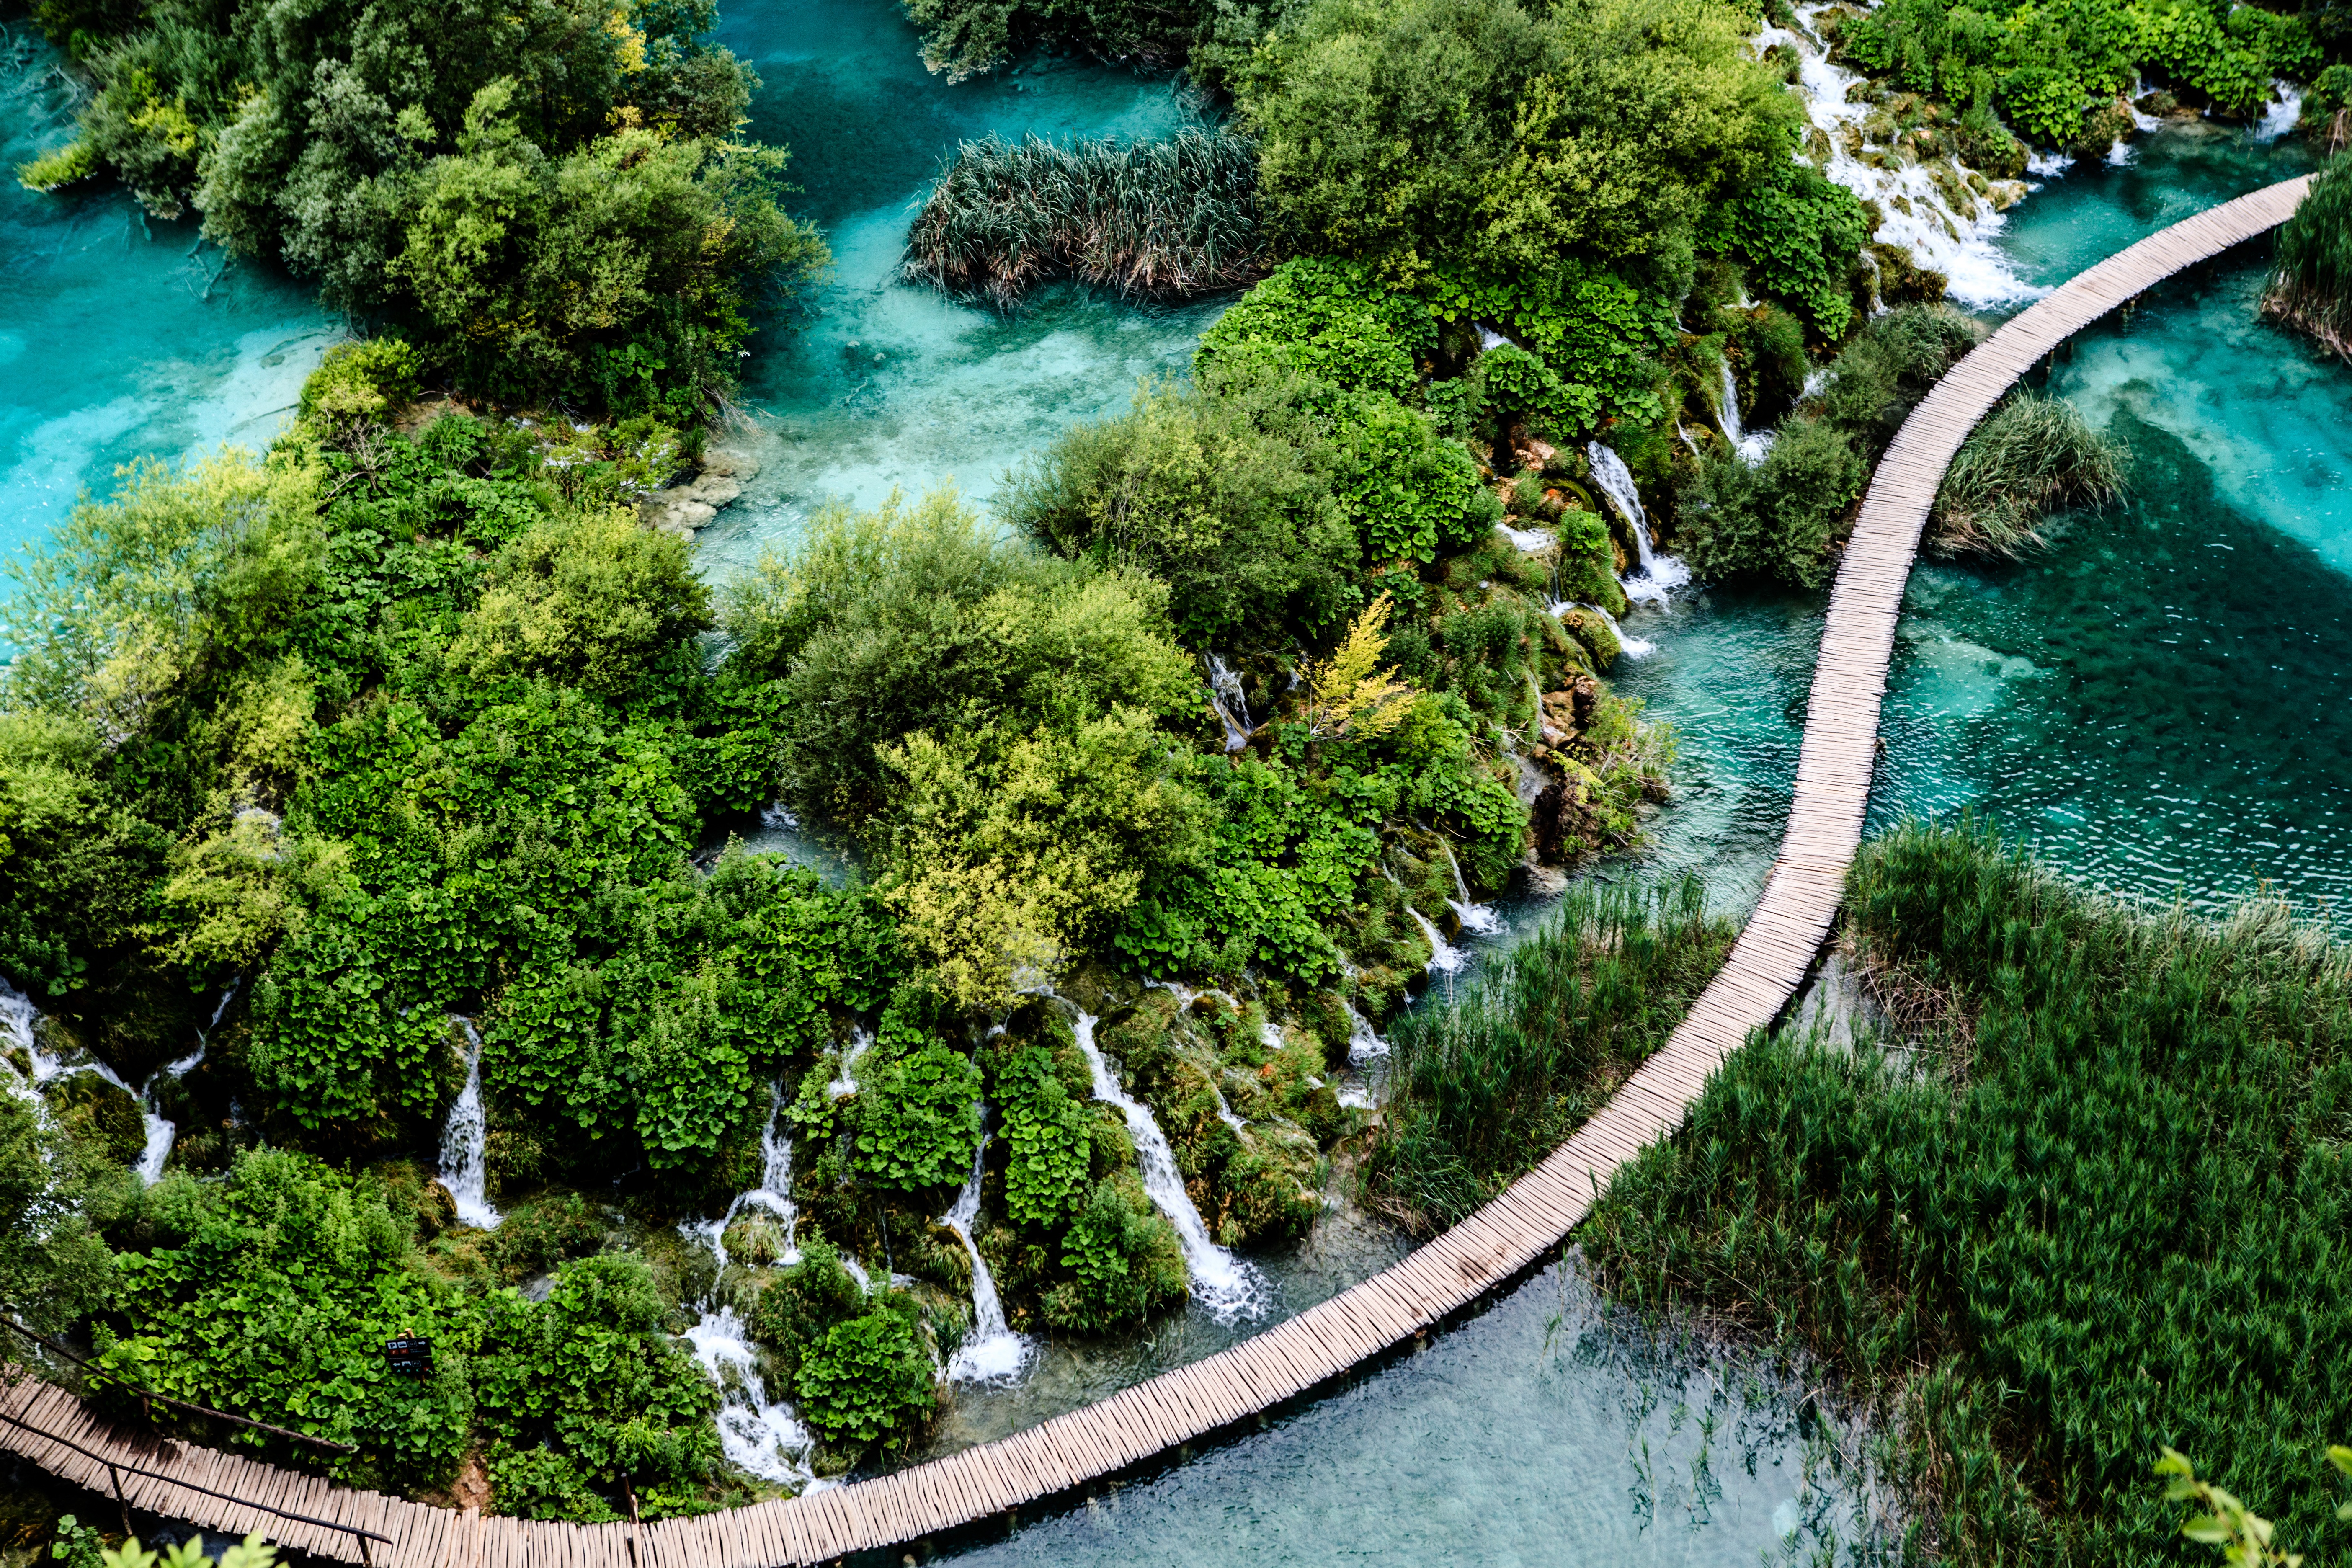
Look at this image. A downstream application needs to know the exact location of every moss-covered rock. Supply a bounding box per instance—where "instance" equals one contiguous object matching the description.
[44,1070,144,1166]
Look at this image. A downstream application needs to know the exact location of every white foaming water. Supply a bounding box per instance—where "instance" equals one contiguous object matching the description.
[825,1026,874,1099]
[1586,442,1689,610]
[2025,148,2076,177]
[1478,324,1513,350]
[939,1124,1033,1383]
[1343,1001,1388,1063]
[1439,843,1504,936]
[1552,599,1656,660]
[1,979,39,1105]
[3,973,194,1179]
[1072,1011,1267,1322]
[438,1019,503,1230]
[132,1031,211,1186]
[1406,908,1469,979]
[1495,521,1554,553]
[1206,654,1253,753]
[2255,82,2303,142]
[1717,359,1774,464]
[1755,6,2043,308]
[679,1086,819,1487]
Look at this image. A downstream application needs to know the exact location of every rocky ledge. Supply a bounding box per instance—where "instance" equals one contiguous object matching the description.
[640,446,761,536]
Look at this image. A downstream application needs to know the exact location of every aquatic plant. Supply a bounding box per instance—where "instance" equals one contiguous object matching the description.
[1370,876,1732,1232]
[903,128,1264,309]
[2264,154,2352,361]
[1587,820,2352,1565]
[1929,389,2126,558]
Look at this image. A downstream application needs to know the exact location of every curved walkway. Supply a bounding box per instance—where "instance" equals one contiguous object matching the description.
[0,176,2312,1568]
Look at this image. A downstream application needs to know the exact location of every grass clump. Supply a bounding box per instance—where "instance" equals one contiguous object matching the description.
[1585,820,2352,1563]
[1369,875,1733,1233]
[1929,389,2126,559]
[2264,153,2352,361]
[903,128,1264,309]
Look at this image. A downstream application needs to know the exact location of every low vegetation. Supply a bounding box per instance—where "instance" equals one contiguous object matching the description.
[1586,821,2352,1564]
[1930,389,2128,558]
[2265,152,2352,361]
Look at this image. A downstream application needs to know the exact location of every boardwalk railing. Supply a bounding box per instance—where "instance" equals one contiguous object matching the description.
[0,175,2311,1568]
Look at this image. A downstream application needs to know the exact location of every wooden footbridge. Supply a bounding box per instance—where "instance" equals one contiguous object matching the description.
[0,175,2311,1567]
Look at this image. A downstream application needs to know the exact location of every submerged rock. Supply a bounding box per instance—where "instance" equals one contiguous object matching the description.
[640,448,761,536]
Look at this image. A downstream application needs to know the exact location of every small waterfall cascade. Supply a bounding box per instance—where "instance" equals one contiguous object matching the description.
[1586,442,1689,610]
[2256,81,2303,142]
[1753,5,2038,307]
[1717,359,1774,464]
[1439,843,1504,936]
[939,1124,1032,1383]
[437,1019,504,1230]
[3,974,198,1180]
[1407,907,1469,979]
[1550,598,1656,660]
[1072,1012,1266,1322]
[1,979,39,1103]
[1342,1001,1388,1063]
[680,1086,820,1488]
[825,1026,874,1099]
[132,1034,210,1185]
[1206,655,1253,753]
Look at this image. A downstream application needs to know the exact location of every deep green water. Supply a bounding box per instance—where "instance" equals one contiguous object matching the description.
[0,27,332,562]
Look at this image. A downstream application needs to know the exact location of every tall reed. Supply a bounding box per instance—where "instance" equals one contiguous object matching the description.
[1370,875,1733,1232]
[2264,153,2352,360]
[1586,820,2352,1565]
[1929,389,2125,558]
[903,128,1266,309]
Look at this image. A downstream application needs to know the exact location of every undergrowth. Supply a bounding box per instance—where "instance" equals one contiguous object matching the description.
[1584,820,2352,1564]
[1929,389,2126,559]
[1369,875,1733,1233]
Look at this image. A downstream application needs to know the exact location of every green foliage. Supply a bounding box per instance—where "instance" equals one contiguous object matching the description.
[1372,876,1732,1228]
[298,340,425,430]
[0,1088,122,1337]
[792,1305,936,1448]
[1042,1173,1189,1331]
[1930,389,2127,557]
[900,0,1205,80]
[1238,0,1799,291]
[905,129,1264,307]
[853,1039,983,1190]
[993,1045,1094,1225]
[1334,395,1487,562]
[16,138,98,192]
[450,506,713,698]
[1194,257,1429,400]
[103,1534,276,1568]
[1474,346,1599,438]
[1703,161,1870,339]
[2266,154,2352,358]
[49,0,821,419]
[1586,821,2352,1565]
[50,1516,104,1568]
[1003,377,1362,651]
[748,1237,866,1377]
[1427,264,1676,428]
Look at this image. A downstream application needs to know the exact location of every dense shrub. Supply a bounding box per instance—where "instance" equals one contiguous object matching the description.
[1929,389,2127,557]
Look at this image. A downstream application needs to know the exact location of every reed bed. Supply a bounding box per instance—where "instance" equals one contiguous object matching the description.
[1928,389,2125,558]
[903,128,1266,309]
[2264,152,2352,360]
[1586,820,2352,1564]
[1369,876,1733,1233]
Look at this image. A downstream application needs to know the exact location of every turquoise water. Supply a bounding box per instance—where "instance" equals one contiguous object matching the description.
[1873,128,2352,922]
[693,0,1225,578]
[0,29,332,562]
[939,1259,1888,1566]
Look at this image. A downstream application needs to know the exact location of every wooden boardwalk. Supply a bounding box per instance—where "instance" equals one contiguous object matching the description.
[0,175,2311,1568]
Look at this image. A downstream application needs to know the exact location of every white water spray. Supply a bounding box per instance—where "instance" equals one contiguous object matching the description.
[939,1125,1032,1383]
[1586,442,1689,610]
[436,1019,503,1230]
[825,1027,874,1099]
[1341,1001,1388,1063]
[1439,843,1503,936]
[1406,907,1469,980]
[1756,5,2041,308]
[1206,655,1254,753]
[1551,599,1656,660]
[2255,82,2303,142]
[1072,1012,1266,1322]
[1717,359,1774,464]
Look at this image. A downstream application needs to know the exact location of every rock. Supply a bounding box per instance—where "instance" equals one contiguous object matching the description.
[700,447,762,480]
[684,475,743,507]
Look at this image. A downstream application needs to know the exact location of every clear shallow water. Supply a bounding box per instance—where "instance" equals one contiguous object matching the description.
[0,29,333,562]
[693,0,1226,578]
[938,1258,1888,1566]
[1872,129,2352,923]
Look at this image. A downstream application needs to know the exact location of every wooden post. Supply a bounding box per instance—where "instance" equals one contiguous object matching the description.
[624,1472,642,1567]
[106,1460,131,1538]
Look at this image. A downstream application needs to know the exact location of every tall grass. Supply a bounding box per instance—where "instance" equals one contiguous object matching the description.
[1929,389,2126,558]
[1369,876,1734,1233]
[1585,820,2352,1564]
[2264,152,2352,360]
[903,129,1265,309]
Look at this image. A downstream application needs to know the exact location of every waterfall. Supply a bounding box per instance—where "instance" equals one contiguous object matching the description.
[132,1033,211,1186]
[1551,598,1656,660]
[825,1026,874,1099]
[1586,442,1689,610]
[1,979,39,1105]
[939,1124,1032,1383]
[1207,655,1253,753]
[438,1019,503,1230]
[679,1085,820,1487]
[1754,5,2038,308]
[2255,81,2303,142]
[1072,1012,1266,1323]
[1718,360,1774,464]
[1406,907,1470,980]
[1439,843,1503,936]
[1342,1001,1387,1063]
[3,974,186,1178]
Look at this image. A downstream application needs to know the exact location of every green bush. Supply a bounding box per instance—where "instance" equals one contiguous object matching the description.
[793,1307,936,1448]
[1194,256,1428,400]
[994,1045,1094,1225]
[2265,154,2352,358]
[1676,413,1867,588]
[749,1238,867,1378]
[1041,1173,1189,1331]
[297,339,424,428]
[853,1039,983,1191]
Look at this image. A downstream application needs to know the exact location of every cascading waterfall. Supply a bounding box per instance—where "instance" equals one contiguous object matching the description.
[1406,907,1469,979]
[1072,1011,1267,1322]
[825,1026,875,1099]
[1207,655,1253,753]
[438,1019,503,1230]
[680,1085,821,1488]
[2256,82,2303,142]
[1754,5,2038,307]
[1439,843,1503,936]
[1718,359,1774,464]
[1586,441,1689,610]
[939,1124,1032,1383]
[3,974,192,1179]
[1342,1002,1387,1064]
[1550,598,1656,660]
